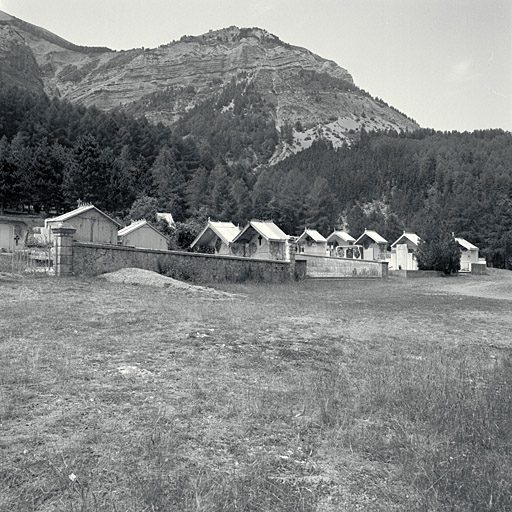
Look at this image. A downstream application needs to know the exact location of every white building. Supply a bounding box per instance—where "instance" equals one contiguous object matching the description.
[45,204,121,245]
[455,237,480,272]
[296,229,327,256]
[118,220,170,251]
[390,232,420,270]
[231,220,290,260]
[326,230,361,258]
[190,220,241,255]
[354,229,388,261]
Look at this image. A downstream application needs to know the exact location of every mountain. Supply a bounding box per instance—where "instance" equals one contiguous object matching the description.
[0,11,418,163]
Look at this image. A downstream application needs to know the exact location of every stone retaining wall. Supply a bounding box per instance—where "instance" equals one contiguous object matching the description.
[72,242,296,283]
[297,254,388,278]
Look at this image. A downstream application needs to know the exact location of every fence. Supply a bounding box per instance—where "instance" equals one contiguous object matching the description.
[6,247,53,274]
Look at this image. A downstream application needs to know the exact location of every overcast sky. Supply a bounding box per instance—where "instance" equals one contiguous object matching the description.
[1,0,510,132]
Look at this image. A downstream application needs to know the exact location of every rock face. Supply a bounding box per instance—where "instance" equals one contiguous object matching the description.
[0,12,419,160]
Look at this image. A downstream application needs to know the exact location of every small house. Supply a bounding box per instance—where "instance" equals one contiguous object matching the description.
[118,220,170,251]
[45,204,121,245]
[0,216,30,251]
[390,231,420,270]
[326,230,361,258]
[455,237,479,272]
[231,220,290,260]
[190,220,241,255]
[354,229,388,261]
[296,229,327,256]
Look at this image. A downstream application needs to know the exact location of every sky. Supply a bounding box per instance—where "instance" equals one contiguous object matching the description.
[0,0,510,132]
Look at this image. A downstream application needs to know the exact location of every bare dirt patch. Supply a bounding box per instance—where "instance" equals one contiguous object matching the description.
[98,267,240,299]
[418,268,512,301]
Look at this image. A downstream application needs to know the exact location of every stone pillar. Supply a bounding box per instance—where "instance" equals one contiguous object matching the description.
[51,223,76,276]
[286,238,297,279]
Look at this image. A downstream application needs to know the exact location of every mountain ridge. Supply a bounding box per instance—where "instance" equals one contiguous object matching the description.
[0,12,419,163]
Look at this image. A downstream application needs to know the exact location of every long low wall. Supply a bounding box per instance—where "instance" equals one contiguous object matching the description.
[72,242,296,283]
[297,254,388,278]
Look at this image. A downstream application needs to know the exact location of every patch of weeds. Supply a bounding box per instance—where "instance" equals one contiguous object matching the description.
[308,350,512,511]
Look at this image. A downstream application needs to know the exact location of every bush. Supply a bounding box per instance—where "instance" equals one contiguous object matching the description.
[416,221,461,274]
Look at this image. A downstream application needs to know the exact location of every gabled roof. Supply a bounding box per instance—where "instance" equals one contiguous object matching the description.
[118,220,170,240]
[190,221,241,248]
[296,229,327,244]
[391,232,421,248]
[232,220,289,243]
[455,237,478,251]
[45,204,122,227]
[326,231,355,244]
[354,229,388,245]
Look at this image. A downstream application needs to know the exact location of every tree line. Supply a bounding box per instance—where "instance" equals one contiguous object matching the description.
[1,85,511,267]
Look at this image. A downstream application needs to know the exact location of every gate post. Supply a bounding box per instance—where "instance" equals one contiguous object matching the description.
[286,238,297,279]
[51,223,76,276]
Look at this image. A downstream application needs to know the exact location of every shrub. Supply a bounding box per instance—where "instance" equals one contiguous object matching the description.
[416,221,461,274]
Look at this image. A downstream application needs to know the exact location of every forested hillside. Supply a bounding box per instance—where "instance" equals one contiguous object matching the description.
[262,130,512,267]
[1,85,511,267]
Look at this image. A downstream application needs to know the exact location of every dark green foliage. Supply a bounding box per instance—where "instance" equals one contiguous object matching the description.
[151,145,187,221]
[63,134,111,208]
[1,84,511,269]
[177,79,278,166]
[266,130,512,265]
[416,216,461,273]
[128,196,159,224]
[305,177,336,235]
[0,85,208,218]
[170,218,205,250]
[0,136,19,212]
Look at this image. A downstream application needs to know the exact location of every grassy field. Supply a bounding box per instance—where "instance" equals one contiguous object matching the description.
[1,270,511,511]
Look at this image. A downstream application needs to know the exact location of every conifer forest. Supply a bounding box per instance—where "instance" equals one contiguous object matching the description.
[1,85,511,268]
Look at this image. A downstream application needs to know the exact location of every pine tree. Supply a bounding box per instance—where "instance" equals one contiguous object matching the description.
[305,177,336,235]
[0,136,17,212]
[151,145,187,221]
[64,134,110,209]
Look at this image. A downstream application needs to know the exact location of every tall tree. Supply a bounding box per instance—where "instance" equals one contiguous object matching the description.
[64,134,111,209]
[151,145,187,221]
[416,215,461,274]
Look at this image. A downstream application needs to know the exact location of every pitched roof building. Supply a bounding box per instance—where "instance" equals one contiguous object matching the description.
[455,237,480,272]
[118,220,170,251]
[190,220,241,255]
[354,229,388,261]
[45,204,121,245]
[296,229,327,256]
[390,231,421,271]
[232,220,290,260]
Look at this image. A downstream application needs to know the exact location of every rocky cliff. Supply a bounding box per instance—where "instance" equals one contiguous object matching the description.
[0,12,419,161]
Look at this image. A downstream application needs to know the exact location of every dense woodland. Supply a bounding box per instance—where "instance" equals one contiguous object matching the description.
[1,85,511,267]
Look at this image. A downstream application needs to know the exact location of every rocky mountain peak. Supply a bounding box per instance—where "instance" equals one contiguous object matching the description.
[188,26,280,45]
[0,12,419,163]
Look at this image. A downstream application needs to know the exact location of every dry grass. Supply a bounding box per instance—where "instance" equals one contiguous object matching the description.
[1,271,511,511]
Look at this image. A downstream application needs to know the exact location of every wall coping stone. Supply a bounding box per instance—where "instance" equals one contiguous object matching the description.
[296,253,387,264]
[51,222,77,236]
[73,241,292,266]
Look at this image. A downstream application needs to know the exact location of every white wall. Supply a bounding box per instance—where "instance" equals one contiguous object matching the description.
[48,210,118,245]
[120,226,168,251]
[0,223,14,251]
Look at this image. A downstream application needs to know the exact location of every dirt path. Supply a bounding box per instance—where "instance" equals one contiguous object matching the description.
[420,268,512,301]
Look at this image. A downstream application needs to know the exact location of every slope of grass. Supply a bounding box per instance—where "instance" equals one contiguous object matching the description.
[1,273,511,511]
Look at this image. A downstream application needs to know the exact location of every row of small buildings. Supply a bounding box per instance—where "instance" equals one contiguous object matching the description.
[190,219,482,273]
[0,204,482,272]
